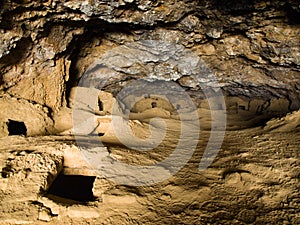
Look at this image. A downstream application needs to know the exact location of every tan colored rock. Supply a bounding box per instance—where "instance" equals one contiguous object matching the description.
[63,145,99,176]
[52,107,73,133]
[0,94,53,137]
[67,206,100,219]
[54,87,119,135]
[7,58,70,111]
[0,1,299,224]
[264,109,300,132]
[38,209,51,222]
[98,91,116,114]
[193,44,216,56]
[0,145,63,203]
[69,87,115,114]
[102,195,137,205]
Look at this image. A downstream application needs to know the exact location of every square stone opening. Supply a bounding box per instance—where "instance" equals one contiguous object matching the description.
[7,119,27,136]
[47,173,96,202]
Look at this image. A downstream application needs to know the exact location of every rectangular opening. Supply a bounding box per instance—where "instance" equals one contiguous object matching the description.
[7,119,27,136]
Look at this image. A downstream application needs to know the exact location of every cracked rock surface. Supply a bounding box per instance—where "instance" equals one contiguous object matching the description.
[0,111,299,224]
[0,0,299,135]
[0,0,299,224]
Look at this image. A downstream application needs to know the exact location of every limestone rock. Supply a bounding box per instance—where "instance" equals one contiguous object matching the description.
[0,0,298,136]
[0,0,299,224]
[0,94,53,137]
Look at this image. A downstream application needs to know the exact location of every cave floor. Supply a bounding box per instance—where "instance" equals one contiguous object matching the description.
[0,116,299,225]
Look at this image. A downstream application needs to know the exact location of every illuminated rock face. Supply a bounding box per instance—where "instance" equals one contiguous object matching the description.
[0,0,299,224]
[0,114,299,224]
[0,0,299,136]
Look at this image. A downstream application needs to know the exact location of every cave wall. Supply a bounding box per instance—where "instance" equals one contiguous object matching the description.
[0,0,299,136]
[0,1,300,224]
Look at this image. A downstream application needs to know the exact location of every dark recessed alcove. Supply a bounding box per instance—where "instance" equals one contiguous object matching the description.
[98,99,104,111]
[7,119,27,136]
[47,173,96,202]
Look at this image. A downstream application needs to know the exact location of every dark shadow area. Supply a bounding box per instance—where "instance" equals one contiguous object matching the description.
[89,132,105,137]
[0,37,32,68]
[7,119,27,136]
[47,173,96,202]
[284,2,300,24]
[98,99,103,111]
[211,0,255,15]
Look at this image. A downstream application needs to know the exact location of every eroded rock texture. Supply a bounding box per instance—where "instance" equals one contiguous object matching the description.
[0,114,299,224]
[0,0,299,134]
[0,0,299,224]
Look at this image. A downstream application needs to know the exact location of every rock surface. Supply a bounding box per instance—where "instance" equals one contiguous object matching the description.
[0,0,299,135]
[0,0,299,224]
[0,111,299,224]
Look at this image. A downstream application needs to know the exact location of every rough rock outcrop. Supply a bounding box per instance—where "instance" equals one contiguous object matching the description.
[0,110,299,224]
[0,0,299,224]
[0,0,299,136]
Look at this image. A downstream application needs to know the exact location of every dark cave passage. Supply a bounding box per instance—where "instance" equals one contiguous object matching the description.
[47,173,96,202]
[7,120,27,136]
